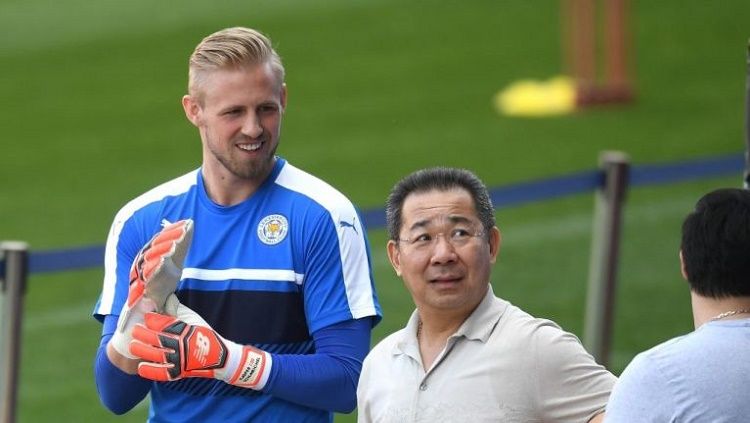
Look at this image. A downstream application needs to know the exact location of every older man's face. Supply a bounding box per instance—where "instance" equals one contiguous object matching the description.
[387,188,501,316]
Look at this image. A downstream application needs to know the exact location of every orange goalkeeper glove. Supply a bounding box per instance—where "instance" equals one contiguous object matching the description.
[129,312,272,389]
[111,219,193,359]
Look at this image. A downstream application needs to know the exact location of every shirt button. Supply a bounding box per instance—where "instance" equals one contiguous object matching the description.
[419,383,427,391]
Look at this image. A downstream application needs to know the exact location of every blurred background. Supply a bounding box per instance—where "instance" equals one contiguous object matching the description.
[1,0,748,421]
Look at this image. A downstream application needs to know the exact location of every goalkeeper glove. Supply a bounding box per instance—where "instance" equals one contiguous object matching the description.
[110,219,194,359]
[130,311,272,390]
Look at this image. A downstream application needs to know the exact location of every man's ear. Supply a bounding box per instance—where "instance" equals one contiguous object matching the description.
[488,226,501,264]
[679,250,688,280]
[386,240,402,277]
[182,94,202,127]
[280,83,288,112]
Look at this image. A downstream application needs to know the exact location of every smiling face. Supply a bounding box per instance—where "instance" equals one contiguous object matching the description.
[183,62,287,187]
[387,188,501,317]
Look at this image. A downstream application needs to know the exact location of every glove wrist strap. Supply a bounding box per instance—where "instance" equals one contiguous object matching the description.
[222,341,272,390]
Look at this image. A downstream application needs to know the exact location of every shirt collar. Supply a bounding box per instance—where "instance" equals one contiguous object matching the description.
[392,284,509,356]
[454,284,508,342]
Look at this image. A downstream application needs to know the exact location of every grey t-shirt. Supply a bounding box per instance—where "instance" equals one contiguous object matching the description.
[605,319,750,422]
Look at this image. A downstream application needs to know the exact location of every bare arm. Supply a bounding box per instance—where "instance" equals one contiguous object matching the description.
[589,411,605,423]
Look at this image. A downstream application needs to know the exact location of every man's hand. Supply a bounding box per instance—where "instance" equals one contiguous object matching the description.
[110,220,194,359]
[130,312,271,390]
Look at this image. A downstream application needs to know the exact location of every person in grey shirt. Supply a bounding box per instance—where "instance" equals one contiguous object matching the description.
[357,167,615,423]
[605,188,750,422]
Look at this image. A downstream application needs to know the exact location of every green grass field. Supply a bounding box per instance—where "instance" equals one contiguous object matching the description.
[2,0,749,421]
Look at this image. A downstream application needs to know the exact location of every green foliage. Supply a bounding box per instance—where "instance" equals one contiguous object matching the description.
[1,0,748,421]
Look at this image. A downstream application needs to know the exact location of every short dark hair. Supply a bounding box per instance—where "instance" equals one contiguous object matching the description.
[385,167,495,241]
[681,188,750,298]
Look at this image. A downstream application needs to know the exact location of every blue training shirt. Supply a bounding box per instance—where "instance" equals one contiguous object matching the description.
[93,157,381,422]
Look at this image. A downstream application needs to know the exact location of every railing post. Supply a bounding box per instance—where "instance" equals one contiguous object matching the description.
[584,151,630,367]
[0,241,28,423]
[743,38,750,189]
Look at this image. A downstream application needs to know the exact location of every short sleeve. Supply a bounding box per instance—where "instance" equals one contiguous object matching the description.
[604,352,674,423]
[302,208,380,333]
[534,325,617,422]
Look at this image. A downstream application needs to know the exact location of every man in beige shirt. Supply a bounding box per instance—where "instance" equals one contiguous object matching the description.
[357,167,615,422]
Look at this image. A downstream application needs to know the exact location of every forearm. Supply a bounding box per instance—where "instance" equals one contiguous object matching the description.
[95,339,151,414]
[265,351,361,412]
[263,318,372,413]
[94,317,151,414]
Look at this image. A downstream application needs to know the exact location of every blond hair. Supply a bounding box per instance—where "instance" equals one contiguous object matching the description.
[188,27,285,98]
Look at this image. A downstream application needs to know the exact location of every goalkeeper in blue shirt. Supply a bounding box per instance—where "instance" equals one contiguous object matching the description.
[92,27,382,422]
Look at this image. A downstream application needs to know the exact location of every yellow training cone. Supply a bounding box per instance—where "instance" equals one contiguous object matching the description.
[494,76,576,117]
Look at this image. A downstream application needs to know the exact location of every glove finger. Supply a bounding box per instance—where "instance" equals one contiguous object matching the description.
[143,241,175,264]
[130,340,172,363]
[151,221,190,247]
[129,253,144,277]
[136,220,191,276]
[141,221,193,308]
[132,234,159,267]
[132,323,163,346]
[162,219,190,234]
[148,220,193,268]
[170,220,193,269]
[140,256,165,282]
[144,312,185,333]
[126,279,145,307]
[129,249,149,285]
[137,362,176,382]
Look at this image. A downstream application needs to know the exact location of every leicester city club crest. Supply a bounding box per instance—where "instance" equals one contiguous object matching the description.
[257,214,289,245]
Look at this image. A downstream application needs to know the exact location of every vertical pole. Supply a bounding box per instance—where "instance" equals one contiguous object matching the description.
[603,0,633,100]
[584,152,629,367]
[744,39,750,189]
[563,0,597,95]
[0,241,28,423]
